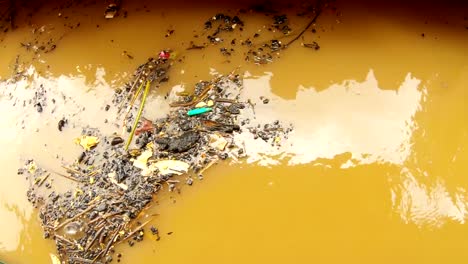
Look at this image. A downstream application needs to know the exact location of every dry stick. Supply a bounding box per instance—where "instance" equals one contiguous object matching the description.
[36,173,50,187]
[124,82,144,120]
[283,8,322,48]
[125,80,151,151]
[54,204,97,231]
[85,226,105,251]
[93,225,122,263]
[51,170,81,182]
[55,234,75,246]
[61,165,83,176]
[119,219,152,243]
[199,158,218,175]
[215,98,236,104]
[87,170,100,177]
[118,71,143,112]
[121,80,144,129]
[88,210,123,225]
[121,82,144,138]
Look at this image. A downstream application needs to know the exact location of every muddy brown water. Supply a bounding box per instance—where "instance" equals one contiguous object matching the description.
[1,0,468,263]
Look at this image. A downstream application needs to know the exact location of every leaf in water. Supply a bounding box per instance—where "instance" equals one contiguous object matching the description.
[133,149,153,170]
[74,136,99,151]
[27,161,37,174]
[50,253,61,264]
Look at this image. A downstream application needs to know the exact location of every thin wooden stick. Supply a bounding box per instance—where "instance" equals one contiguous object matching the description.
[284,8,322,48]
[121,81,144,132]
[51,170,81,182]
[125,80,150,150]
[118,71,143,112]
[54,204,97,231]
[85,226,104,251]
[119,219,152,243]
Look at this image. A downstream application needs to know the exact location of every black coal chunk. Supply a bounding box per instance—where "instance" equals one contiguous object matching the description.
[155,131,200,153]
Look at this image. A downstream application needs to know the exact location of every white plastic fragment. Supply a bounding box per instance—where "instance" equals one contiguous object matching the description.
[133,149,153,170]
[152,160,189,176]
[195,101,207,108]
[209,133,228,151]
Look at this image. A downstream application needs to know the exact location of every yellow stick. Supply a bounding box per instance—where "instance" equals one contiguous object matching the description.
[125,81,150,150]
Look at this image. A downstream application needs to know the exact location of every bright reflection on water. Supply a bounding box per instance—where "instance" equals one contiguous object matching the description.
[0,66,467,259]
[235,70,423,166]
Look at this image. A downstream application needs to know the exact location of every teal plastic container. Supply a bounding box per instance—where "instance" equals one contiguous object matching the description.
[187,107,212,116]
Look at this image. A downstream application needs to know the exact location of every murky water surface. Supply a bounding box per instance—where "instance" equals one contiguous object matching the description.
[1,0,467,263]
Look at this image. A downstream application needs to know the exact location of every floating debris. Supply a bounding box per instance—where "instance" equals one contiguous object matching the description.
[151,160,190,176]
[111,137,124,146]
[57,118,67,131]
[204,14,244,44]
[302,42,320,50]
[104,2,120,19]
[74,136,99,151]
[22,72,258,263]
[14,2,323,261]
[187,107,212,116]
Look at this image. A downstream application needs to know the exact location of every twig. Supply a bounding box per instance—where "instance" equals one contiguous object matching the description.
[85,226,104,251]
[215,98,236,104]
[55,234,75,246]
[51,170,82,182]
[93,225,122,262]
[125,80,150,150]
[119,219,152,243]
[86,170,100,177]
[283,8,322,48]
[36,173,50,187]
[118,71,142,112]
[54,204,97,231]
[199,158,218,175]
[88,210,123,225]
[61,165,82,175]
[121,81,144,133]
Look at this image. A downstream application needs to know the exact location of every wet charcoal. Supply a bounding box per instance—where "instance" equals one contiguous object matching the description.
[111,137,124,146]
[35,103,43,112]
[178,120,194,131]
[57,118,67,131]
[157,131,200,153]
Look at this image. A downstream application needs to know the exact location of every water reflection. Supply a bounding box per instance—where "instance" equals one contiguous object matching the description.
[235,69,423,166]
[0,65,467,262]
[392,168,467,228]
[0,203,25,252]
